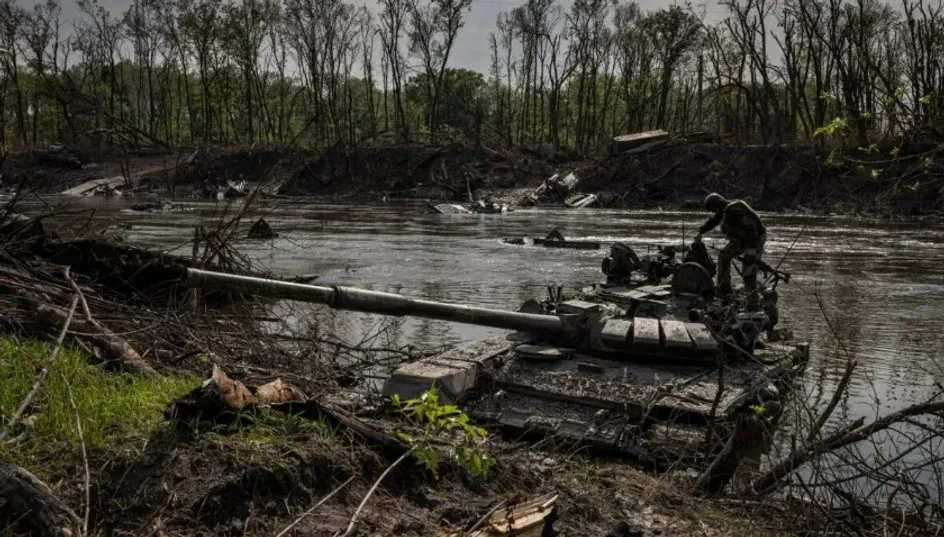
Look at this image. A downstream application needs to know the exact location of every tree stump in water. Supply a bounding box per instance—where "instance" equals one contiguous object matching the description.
[248,218,277,239]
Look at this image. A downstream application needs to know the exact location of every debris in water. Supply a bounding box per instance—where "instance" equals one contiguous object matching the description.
[248,218,278,239]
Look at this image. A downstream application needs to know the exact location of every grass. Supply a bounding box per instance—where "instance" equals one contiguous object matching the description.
[221,407,337,447]
[0,336,198,469]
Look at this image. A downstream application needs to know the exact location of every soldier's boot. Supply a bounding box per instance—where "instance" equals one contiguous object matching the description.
[744,271,761,312]
[717,241,738,300]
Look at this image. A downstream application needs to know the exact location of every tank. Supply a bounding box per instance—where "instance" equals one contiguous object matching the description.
[184,243,809,469]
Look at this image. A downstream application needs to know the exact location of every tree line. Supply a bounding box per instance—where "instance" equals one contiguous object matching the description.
[2,0,944,153]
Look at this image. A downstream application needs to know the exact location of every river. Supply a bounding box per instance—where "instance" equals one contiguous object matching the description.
[23,195,944,498]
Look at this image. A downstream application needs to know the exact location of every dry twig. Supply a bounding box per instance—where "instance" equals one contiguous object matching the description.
[274,476,355,537]
[336,447,417,537]
[61,371,91,537]
[0,293,79,443]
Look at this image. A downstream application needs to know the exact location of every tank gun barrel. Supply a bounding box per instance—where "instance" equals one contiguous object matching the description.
[185,268,565,334]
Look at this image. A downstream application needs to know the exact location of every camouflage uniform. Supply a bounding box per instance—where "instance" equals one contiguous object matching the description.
[698,200,767,310]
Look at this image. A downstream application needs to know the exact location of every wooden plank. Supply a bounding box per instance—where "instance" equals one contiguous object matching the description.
[661,320,694,350]
[633,317,661,348]
[601,319,632,349]
[685,323,720,352]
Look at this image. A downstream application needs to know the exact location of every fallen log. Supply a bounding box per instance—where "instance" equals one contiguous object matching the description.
[25,297,159,378]
[0,462,83,537]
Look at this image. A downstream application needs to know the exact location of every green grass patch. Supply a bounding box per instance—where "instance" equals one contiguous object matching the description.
[0,336,198,467]
[205,406,338,447]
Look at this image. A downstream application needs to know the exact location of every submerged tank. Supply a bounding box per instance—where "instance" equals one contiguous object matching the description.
[185,243,808,469]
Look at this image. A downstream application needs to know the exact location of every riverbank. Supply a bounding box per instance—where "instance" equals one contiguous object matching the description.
[1,336,799,536]
[3,141,943,217]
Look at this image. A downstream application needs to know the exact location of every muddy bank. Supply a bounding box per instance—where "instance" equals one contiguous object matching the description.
[5,142,942,216]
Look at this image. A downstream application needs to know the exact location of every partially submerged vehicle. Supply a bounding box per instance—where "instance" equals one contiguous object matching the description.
[503,229,601,250]
[185,244,807,470]
[428,200,511,215]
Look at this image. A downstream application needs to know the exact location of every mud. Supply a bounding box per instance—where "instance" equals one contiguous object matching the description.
[9,141,940,216]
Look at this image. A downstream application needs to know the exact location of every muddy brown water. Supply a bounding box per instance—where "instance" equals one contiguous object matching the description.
[17,195,944,498]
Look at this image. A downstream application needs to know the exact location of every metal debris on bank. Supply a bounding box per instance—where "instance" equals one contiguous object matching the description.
[609,130,670,155]
[524,172,598,208]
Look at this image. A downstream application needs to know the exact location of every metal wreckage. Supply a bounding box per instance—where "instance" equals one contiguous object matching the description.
[185,239,808,470]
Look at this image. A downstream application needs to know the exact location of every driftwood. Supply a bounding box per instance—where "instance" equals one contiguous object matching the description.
[25,296,159,378]
[0,462,83,537]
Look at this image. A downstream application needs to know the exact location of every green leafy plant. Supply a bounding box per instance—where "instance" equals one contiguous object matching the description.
[814,117,848,138]
[391,387,495,479]
[824,149,844,169]
[748,403,774,423]
[871,168,882,180]
[857,143,879,154]
[923,157,934,170]
[920,94,933,105]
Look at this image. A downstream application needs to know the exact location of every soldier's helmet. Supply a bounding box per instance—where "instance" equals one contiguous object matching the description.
[704,193,727,212]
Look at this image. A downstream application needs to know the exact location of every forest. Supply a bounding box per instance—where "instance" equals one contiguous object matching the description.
[2,0,944,154]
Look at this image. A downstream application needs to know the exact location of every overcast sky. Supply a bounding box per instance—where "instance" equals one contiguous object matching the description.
[15,0,732,74]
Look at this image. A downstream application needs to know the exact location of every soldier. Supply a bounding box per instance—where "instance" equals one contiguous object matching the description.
[693,193,767,310]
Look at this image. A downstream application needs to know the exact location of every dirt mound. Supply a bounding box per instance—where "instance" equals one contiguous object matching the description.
[582,142,944,214]
[581,144,816,210]
[7,141,941,215]
[280,143,561,200]
[174,147,298,197]
[180,142,944,214]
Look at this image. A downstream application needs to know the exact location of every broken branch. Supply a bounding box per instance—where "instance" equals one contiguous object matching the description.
[274,475,355,537]
[748,400,944,496]
[336,446,417,537]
